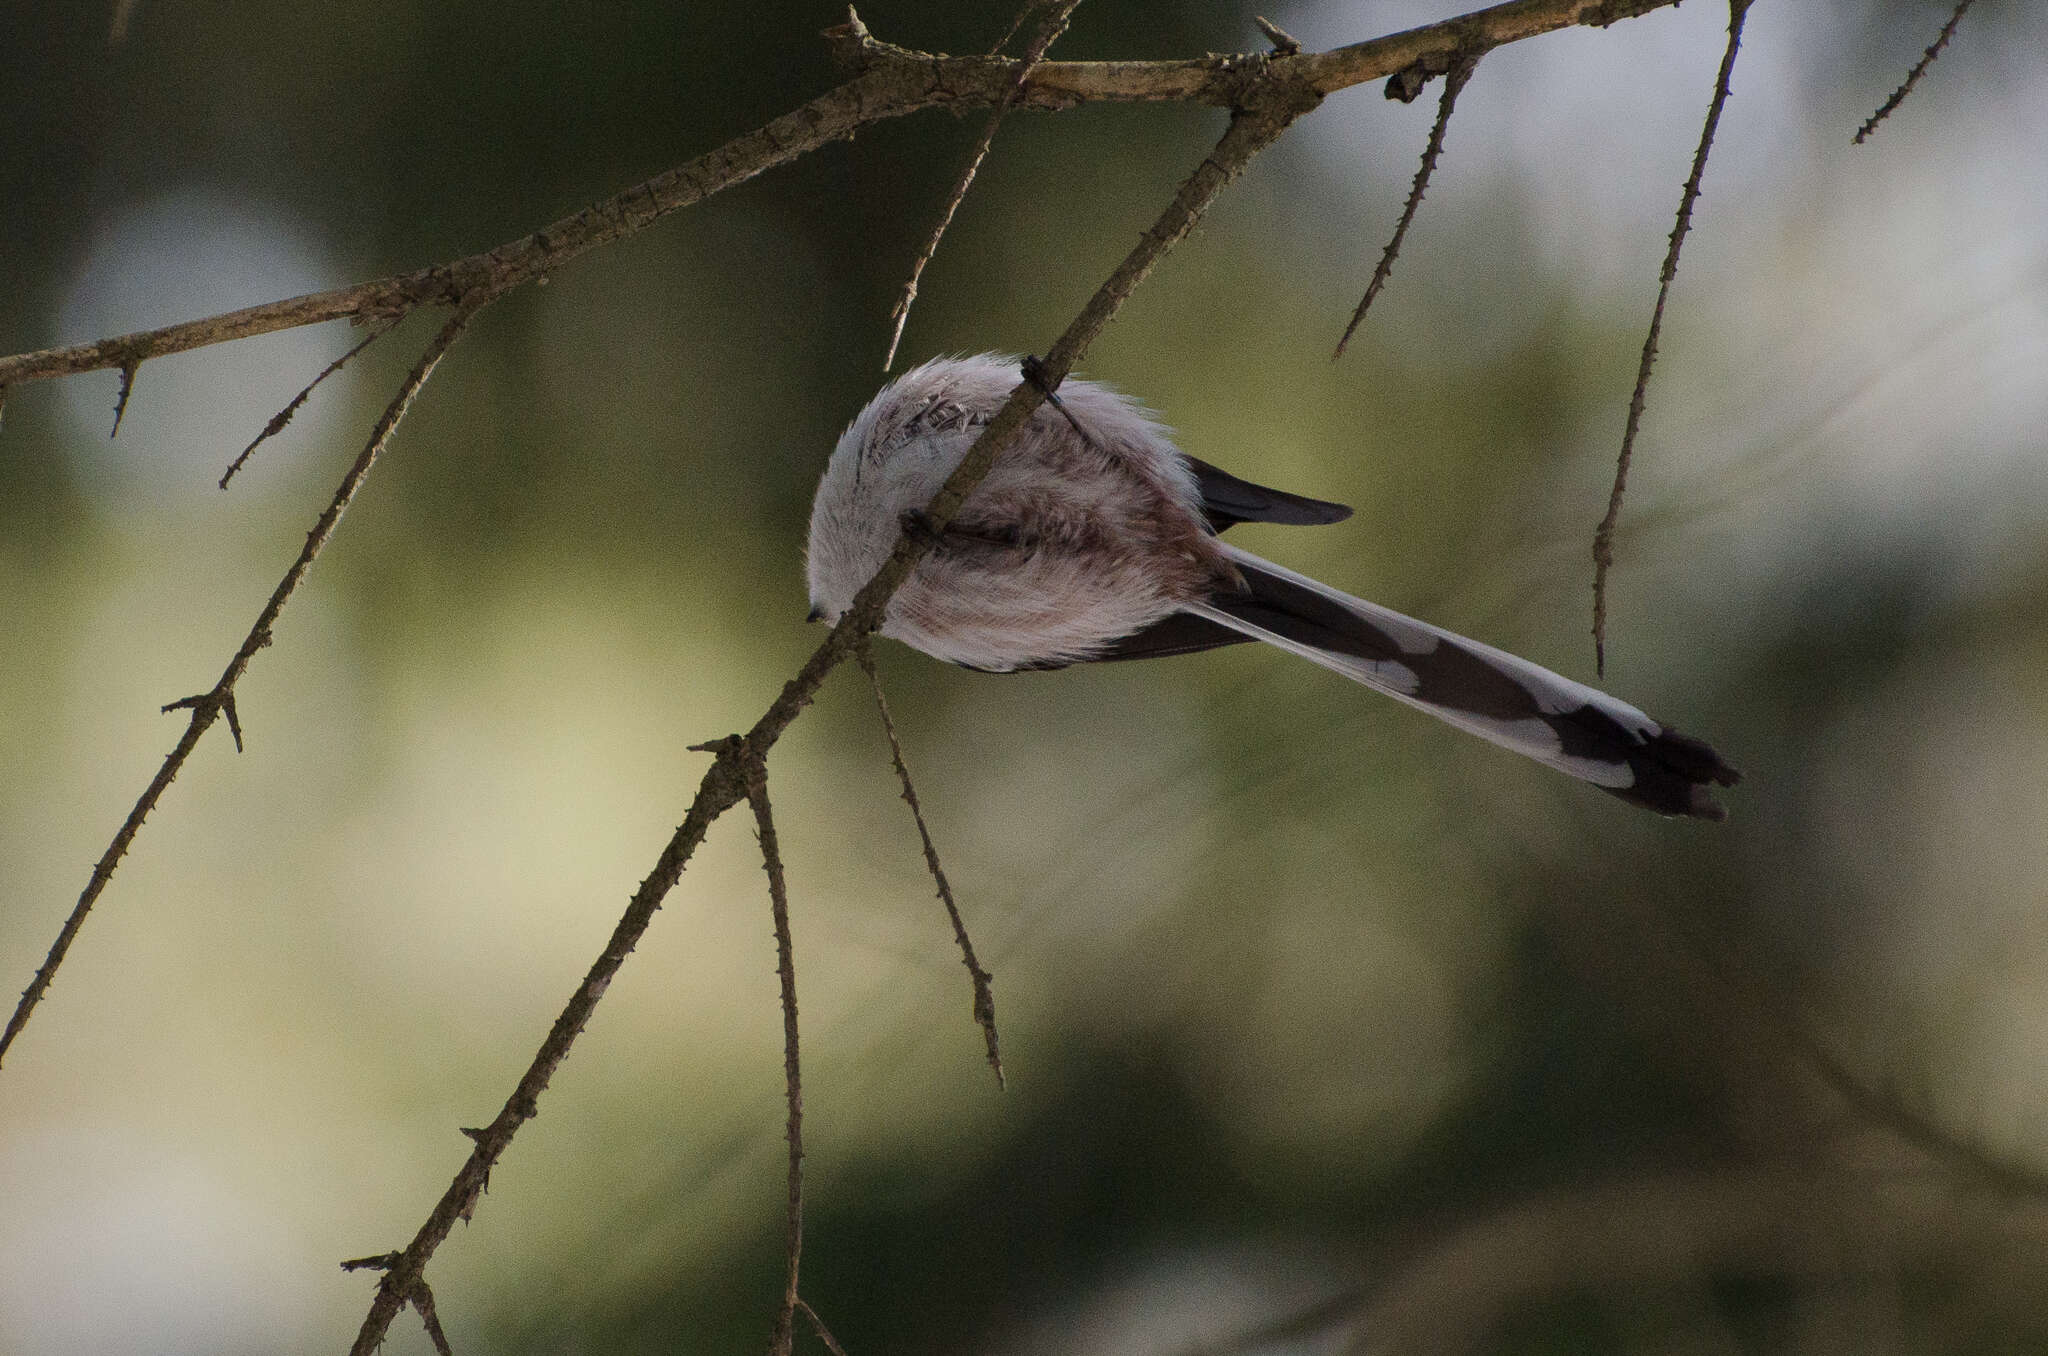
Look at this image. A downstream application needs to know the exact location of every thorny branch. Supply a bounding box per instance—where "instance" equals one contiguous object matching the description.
[743,753,809,1356]
[0,296,493,1069]
[338,1254,456,1355]
[346,729,752,1356]
[1333,50,1480,360]
[860,641,1004,1087]
[1853,0,1976,145]
[220,323,389,488]
[412,1284,456,1356]
[1589,0,1751,676]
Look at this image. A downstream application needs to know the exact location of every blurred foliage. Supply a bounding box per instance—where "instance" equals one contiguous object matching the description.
[5,1,2048,1353]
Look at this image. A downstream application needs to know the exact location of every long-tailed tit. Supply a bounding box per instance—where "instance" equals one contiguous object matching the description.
[806,354,1739,818]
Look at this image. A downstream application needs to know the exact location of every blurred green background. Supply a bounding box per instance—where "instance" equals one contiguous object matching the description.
[5,1,2048,1352]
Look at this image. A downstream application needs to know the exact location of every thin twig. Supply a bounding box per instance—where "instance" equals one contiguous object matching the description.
[1253,16,1302,55]
[1590,0,1750,676]
[220,323,389,488]
[987,2,1036,57]
[1333,51,1479,359]
[345,70,1323,1356]
[1854,0,1975,145]
[412,1281,456,1356]
[745,754,806,1356]
[110,361,138,437]
[796,1298,852,1356]
[0,294,491,1071]
[858,640,1004,1088]
[881,0,1086,370]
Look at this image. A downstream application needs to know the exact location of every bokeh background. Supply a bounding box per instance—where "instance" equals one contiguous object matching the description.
[5,1,2048,1352]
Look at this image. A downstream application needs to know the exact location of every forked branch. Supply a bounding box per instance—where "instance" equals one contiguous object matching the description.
[0,295,493,1069]
[347,71,1324,1356]
[220,324,389,488]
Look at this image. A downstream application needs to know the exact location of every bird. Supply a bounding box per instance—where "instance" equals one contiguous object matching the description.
[805,354,1739,818]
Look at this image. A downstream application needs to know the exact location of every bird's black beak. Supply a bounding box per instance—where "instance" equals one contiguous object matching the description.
[806,605,825,623]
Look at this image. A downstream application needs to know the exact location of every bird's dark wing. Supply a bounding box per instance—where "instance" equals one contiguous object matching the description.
[956,612,1254,672]
[1185,456,1353,532]
[1074,611,1256,664]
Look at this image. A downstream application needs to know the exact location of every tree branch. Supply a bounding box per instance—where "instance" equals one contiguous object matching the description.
[0,0,1680,391]
[0,295,493,1070]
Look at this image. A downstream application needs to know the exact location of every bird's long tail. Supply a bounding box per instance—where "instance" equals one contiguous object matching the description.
[1184,542,1740,818]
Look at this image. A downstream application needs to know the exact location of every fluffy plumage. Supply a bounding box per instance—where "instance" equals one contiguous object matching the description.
[805,355,1739,818]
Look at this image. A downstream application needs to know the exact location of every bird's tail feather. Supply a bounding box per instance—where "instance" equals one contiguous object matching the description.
[1185,543,1739,818]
